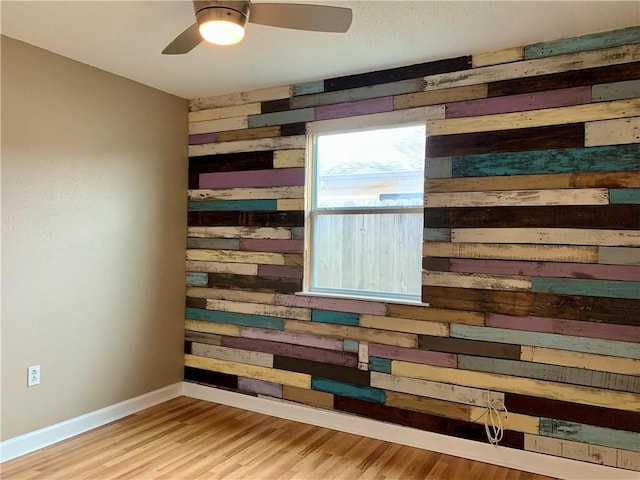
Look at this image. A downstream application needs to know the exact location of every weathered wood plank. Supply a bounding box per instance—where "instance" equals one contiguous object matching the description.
[188,116,248,135]
[311,377,385,403]
[187,226,292,240]
[531,291,639,325]
[422,286,534,317]
[276,199,304,211]
[311,309,359,326]
[189,132,217,145]
[188,102,262,122]
[423,228,451,241]
[186,249,287,265]
[241,326,344,351]
[490,61,640,98]
[186,287,276,304]
[239,238,303,253]
[599,246,640,265]
[418,335,521,360]
[191,342,273,368]
[257,264,303,279]
[610,187,640,204]
[293,80,324,97]
[426,123,584,158]
[184,366,237,389]
[186,261,257,276]
[187,238,240,250]
[429,98,639,136]
[425,242,599,263]
[291,79,422,109]
[618,450,640,471]
[539,418,640,452]
[472,46,524,68]
[274,356,370,386]
[189,85,293,111]
[188,199,277,212]
[451,228,640,247]
[446,86,591,119]
[457,355,640,393]
[237,377,283,398]
[450,324,640,359]
[275,294,386,316]
[486,313,640,343]
[184,354,310,389]
[369,343,456,368]
[373,372,502,407]
[369,356,392,374]
[386,304,485,326]
[524,26,640,60]
[247,108,314,128]
[186,307,285,330]
[185,330,221,345]
[422,271,532,291]
[359,314,449,337]
[592,79,640,102]
[284,319,418,348]
[205,272,302,294]
[314,96,393,121]
[222,336,357,367]
[307,105,444,135]
[585,117,640,146]
[185,319,242,337]
[273,149,305,168]
[391,361,640,412]
[205,298,310,321]
[282,385,334,409]
[532,277,640,300]
[188,212,301,229]
[426,188,609,208]
[188,150,274,173]
[186,272,208,287]
[394,84,488,110]
[188,186,304,201]
[189,135,305,156]
[199,167,304,190]
[524,434,619,468]
[425,157,452,179]
[423,44,640,92]
[521,346,640,376]
[343,339,359,353]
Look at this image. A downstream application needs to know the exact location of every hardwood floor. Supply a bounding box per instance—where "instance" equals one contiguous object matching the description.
[2,396,558,480]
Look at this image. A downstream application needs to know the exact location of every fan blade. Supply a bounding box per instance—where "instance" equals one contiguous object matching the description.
[162,23,202,55]
[249,3,352,33]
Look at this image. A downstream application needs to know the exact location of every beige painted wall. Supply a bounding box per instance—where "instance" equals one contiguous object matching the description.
[1,36,188,440]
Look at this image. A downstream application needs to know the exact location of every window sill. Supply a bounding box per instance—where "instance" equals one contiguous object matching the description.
[295,290,430,308]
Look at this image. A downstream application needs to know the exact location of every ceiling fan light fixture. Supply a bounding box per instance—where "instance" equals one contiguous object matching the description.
[196,6,247,46]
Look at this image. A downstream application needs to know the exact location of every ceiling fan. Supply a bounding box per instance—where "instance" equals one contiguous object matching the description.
[162,1,353,54]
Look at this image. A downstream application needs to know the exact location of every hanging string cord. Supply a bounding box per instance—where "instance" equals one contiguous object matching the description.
[469,391,508,447]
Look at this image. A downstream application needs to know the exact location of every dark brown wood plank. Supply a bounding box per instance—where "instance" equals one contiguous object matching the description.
[504,393,640,432]
[422,286,534,316]
[488,61,640,97]
[261,98,291,114]
[424,205,640,229]
[273,356,370,386]
[188,211,304,227]
[206,273,302,294]
[532,293,639,325]
[426,123,584,158]
[423,257,451,272]
[186,297,207,309]
[280,122,307,136]
[184,367,239,389]
[418,336,522,360]
[324,56,472,92]
[188,151,274,188]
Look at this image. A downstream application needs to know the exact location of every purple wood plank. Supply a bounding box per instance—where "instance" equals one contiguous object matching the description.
[486,313,640,343]
[223,336,358,367]
[237,377,283,398]
[189,132,218,145]
[258,264,303,279]
[275,294,387,316]
[449,259,640,282]
[445,86,591,119]
[240,239,304,253]
[369,343,457,368]
[199,168,304,189]
[241,327,344,351]
[314,97,394,121]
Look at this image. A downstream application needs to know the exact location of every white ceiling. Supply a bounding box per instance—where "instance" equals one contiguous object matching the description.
[2,1,638,100]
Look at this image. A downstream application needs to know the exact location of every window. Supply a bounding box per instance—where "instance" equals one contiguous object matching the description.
[305,124,426,303]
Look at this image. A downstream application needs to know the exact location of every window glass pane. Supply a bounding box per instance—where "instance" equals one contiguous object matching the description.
[315,125,425,209]
[312,212,423,297]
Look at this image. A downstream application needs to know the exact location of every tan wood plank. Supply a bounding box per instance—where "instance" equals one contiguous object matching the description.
[189,135,305,156]
[188,116,249,135]
[187,226,292,239]
[359,314,449,336]
[451,228,640,247]
[188,186,304,201]
[186,249,287,265]
[217,126,282,143]
[524,435,618,468]
[188,102,262,122]
[425,188,609,208]
[277,199,305,211]
[394,84,488,110]
[386,303,485,326]
[425,242,599,263]
[186,260,258,276]
[190,85,293,110]
[472,46,525,68]
[205,298,311,321]
[185,319,242,337]
[282,385,334,409]
[185,287,277,304]
[520,346,640,376]
[585,116,640,146]
[191,342,274,368]
[274,149,305,168]
[422,271,532,291]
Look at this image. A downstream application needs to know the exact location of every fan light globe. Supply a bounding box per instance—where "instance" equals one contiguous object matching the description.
[199,20,245,46]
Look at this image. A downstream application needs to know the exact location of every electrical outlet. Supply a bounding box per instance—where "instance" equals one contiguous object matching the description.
[28,365,40,387]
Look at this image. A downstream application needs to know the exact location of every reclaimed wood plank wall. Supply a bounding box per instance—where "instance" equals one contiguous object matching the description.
[185,26,640,471]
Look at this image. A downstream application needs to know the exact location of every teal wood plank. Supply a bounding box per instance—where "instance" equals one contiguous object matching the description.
[592,79,640,102]
[540,418,640,452]
[185,307,284,330]
[450,324,640,359]
[293,81,325,96]
[425,157,452,179]
[610,188,640,205]
[312,377,385,403]
[188,200,278,212]
[248,108,315,128]
[424,228,452,241]
[291,227,305,240]
[457,355,640,393]
[187,238,240,250]
[525,26,640,60]
[451,144,640,178]
[186,272,208,287]
[532,277,640,300]
[369,357,392,374]
[312,309,359,326]
[343,339,359,353]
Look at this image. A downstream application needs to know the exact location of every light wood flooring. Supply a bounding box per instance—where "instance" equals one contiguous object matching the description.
[2,396,559,480]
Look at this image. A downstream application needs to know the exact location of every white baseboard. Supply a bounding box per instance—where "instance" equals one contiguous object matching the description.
[0,382,183,463]
[183,383,637,480]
